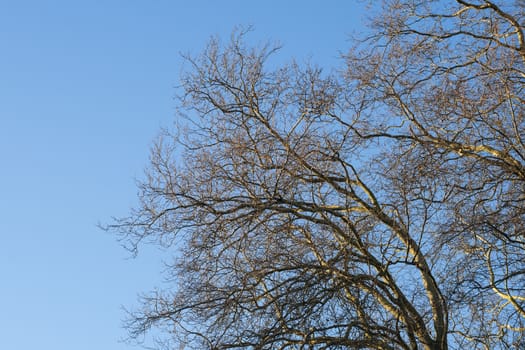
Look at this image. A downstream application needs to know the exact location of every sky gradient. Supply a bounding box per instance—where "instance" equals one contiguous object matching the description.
[0,1,366,349]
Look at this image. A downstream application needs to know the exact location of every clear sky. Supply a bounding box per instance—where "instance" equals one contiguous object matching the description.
[0,1,366,349]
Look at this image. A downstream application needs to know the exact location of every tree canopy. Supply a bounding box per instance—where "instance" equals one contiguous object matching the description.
[111,1,525,349]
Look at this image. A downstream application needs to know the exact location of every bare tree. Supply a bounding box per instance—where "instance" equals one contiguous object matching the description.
[110,1,524,349]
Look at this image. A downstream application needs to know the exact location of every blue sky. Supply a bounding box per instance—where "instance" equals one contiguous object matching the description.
[0,1,366,349]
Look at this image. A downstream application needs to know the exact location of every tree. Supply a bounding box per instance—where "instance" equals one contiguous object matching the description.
[110,1,524,349]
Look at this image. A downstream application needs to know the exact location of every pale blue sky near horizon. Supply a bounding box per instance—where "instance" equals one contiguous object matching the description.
[0,1,367,349]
